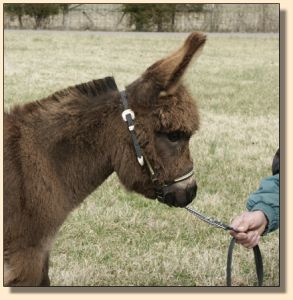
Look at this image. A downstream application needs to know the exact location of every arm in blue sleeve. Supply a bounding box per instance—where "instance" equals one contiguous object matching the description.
[246,174,279,234]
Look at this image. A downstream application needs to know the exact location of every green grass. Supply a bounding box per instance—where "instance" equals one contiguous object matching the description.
[4,30,279,286]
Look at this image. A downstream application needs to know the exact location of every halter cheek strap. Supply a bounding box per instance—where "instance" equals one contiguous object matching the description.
[119,90,194,201]
[120,90,263,286]
[120,90,144,166]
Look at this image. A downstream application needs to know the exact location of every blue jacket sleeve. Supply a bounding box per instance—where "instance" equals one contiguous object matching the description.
[246,174,279,234]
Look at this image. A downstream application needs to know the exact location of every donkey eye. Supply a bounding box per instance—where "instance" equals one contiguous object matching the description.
[166,131,187,142]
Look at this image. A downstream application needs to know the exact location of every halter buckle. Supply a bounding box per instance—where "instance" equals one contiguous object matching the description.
[122,109,135,122]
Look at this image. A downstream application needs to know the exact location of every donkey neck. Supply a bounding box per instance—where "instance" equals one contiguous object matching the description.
[22,78,122,205]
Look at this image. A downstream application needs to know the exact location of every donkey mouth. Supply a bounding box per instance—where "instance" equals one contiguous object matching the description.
[160,182,197,208]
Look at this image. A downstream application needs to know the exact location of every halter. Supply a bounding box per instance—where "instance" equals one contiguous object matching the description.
[119,89,263,286]
[120,90,194,203]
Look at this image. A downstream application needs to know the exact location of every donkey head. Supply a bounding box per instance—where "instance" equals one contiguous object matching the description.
[113,32,206,207]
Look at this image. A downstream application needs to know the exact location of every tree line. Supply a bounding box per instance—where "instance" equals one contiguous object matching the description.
[4,3,205,31]
[4,4,81,29]
[121,4,204,31]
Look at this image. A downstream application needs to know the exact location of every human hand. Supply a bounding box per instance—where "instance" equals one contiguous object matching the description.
[230,211,268,248]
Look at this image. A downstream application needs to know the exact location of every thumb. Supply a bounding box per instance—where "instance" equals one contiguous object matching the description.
[231,212,252,232]
[237,224,249,232]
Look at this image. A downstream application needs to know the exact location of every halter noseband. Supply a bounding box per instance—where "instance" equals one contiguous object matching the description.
[120,90,263,286]
[120,90,194,203]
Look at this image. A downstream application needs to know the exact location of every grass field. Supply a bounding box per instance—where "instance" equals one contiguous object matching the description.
[4,30,279,286]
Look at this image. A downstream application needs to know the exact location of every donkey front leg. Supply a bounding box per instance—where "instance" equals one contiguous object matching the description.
[4,247,50,286]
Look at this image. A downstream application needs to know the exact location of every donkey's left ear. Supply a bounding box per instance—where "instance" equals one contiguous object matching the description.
[143,32,206,95]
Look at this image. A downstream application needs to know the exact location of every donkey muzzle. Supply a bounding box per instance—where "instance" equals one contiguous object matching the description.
[157,176,197,207]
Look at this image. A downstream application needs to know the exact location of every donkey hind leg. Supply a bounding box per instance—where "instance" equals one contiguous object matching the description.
[40,252,50,286]
[4,247,48,286]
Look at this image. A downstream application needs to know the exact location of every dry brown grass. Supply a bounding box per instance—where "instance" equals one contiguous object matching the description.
[4,30,279,286]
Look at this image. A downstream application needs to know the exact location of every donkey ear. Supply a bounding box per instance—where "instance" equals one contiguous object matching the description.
[144,32,206,95]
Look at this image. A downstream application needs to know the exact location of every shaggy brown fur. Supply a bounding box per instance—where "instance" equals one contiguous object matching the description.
[4,32,206,286]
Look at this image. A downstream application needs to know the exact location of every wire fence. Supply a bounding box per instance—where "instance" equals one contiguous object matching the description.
[4,4,279,33]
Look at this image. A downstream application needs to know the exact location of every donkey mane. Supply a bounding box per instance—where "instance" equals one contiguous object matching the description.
[4,32,206,286]
[8,76,119,118]
[51,76,118,102]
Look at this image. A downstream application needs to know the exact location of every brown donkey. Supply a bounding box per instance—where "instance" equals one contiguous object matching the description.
[4,32,206,286]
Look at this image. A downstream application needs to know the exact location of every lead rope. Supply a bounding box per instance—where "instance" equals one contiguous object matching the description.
[185,207,264,286]
[119,89,263,286]
[226,237,263,286]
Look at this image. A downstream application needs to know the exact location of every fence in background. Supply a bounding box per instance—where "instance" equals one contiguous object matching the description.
[4,4,279,33]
